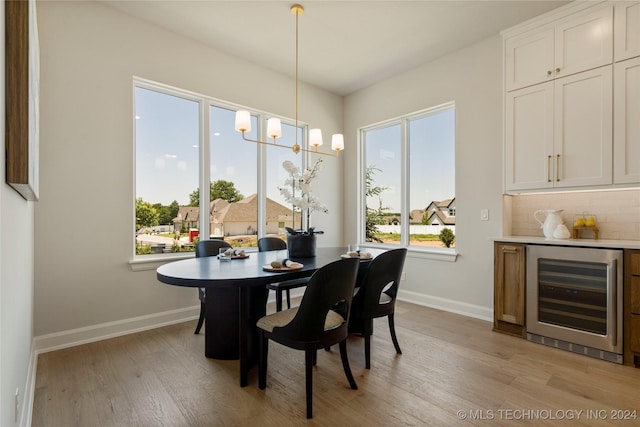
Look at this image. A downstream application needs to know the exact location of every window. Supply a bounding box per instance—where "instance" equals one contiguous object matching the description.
[134,79,304,256]
[361,103,455,250]
[210,105,257,245]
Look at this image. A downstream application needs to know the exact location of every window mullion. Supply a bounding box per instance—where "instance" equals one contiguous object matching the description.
[400,119,409,247]
[358,128,366,244]
[200,100,211,239]
[257,115,266,238]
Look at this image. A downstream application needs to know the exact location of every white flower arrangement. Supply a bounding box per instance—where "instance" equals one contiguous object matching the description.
[279,159,327,235]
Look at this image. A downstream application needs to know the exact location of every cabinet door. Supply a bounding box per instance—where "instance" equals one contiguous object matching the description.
[554,66,613,188]
[614,1,640,62]
[495,243,525,326]
[614,57,640,184]
[554,5,613,78]
[505,82,554,191]
[505,27,554,91]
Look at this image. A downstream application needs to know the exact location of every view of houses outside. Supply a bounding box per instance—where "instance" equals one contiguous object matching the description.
[364,104,455,248]
[136,187,300,254]
[135,83,455,254]
[134,84,304,255]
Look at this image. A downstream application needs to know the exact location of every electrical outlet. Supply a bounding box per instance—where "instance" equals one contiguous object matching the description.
[14,388,19,423]
[480,209,489,221]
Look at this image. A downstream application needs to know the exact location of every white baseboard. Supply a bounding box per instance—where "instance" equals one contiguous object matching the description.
[398,289,493,323]
[32,292,490,355]
[275,288,492,322]
[33,306,200,355]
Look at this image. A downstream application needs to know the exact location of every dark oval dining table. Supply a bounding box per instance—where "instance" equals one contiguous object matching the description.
[157,246,376,387]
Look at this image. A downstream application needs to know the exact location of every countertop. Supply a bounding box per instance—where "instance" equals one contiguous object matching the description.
[491,236,640,250]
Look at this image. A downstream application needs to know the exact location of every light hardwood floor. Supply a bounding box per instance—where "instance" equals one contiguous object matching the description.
[33,301,640,426]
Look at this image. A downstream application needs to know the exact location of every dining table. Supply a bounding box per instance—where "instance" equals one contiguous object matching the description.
[156,246,378,387]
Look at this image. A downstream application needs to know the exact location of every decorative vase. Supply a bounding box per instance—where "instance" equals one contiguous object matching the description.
[287,234,317,258]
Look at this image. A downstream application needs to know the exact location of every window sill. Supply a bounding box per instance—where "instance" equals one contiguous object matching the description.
[129,252,194,272]
[360,244,458,262]
[407,247,457,262]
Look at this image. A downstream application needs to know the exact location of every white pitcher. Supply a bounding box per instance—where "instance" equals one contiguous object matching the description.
[534,209,564,239]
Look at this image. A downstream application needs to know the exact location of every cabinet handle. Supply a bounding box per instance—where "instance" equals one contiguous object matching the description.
[502,247,518,254]
[556,154,560,182]
[547,70,552,76]
[556,67,560,73]
[547,155,552,182]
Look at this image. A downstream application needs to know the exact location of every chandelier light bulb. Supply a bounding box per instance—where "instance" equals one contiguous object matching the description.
[309,128,323,147]
[331,134,344,152]
[267,118,282,139]
[234,110,251,132]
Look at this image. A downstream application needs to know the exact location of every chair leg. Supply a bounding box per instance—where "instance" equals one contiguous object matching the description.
[339,339,358,390]
[364,334,371,369]
[305,350,314,419]
[259,333,268,390]
[194,301,205,334]
[312,349,317,366]
[388,313,402,354]
[285,289,292,309]
[275,289,283,312]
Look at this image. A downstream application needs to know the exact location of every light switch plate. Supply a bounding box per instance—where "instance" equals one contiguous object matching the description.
[480,209,489,221]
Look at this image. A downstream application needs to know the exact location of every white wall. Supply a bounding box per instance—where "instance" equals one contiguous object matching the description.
[33,1,343,339]
[1,4,37,426]
[344,36,505,319]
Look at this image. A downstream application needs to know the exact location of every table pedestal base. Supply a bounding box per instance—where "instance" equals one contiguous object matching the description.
[203,285,267,386]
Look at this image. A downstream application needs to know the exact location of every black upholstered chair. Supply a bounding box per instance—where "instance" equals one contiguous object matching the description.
[194,239,232,334]
[257,258,360,419]
[258,237,309,311]
[349,248,407,369]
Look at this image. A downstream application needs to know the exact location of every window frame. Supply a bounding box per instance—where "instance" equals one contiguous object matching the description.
[357,101,457,262]
[131,77,308,266]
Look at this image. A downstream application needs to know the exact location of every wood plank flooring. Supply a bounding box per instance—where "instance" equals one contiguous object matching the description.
[33,301,640,426]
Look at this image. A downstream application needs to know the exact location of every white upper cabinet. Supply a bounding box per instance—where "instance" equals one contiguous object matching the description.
[614,1,640,61]
[506,66,613,191]
[614,56,640,183]
[505,4,613,91]
[505,28,555,91]
[505,83,555,190]
[553,66,613,188]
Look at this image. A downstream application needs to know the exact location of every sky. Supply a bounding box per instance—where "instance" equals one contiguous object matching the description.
[135,86,302,207]
[135,86,455,214]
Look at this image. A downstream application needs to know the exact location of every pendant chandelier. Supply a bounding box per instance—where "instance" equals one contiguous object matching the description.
[234,4,344,157]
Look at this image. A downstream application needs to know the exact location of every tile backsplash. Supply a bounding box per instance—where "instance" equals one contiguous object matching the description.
[505,189,640,241]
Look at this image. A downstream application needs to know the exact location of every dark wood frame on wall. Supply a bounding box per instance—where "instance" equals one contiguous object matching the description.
[6,0,39,201]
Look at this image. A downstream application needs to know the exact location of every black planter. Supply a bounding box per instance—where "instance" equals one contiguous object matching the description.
[287,234,317,258]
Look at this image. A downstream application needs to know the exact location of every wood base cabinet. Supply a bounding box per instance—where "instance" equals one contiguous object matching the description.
[624,249,640,367]
[494,243,526,337]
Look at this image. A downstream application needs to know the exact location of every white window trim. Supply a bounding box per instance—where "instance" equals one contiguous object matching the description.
[358,101,457,262]
[130,77,308,269]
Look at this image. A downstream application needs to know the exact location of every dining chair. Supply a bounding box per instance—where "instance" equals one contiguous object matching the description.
[257,258,360,419]
[258,237,309,311]
[194,239,232,334]
[349,248,407,369]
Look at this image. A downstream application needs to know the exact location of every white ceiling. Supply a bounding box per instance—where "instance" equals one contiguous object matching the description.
[100,0,569,96]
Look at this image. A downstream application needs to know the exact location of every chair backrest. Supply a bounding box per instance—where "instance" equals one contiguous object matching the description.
[272,258,359,346]
[358,248,407,317]
[258,237,287,252]
[196,239,231,258]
